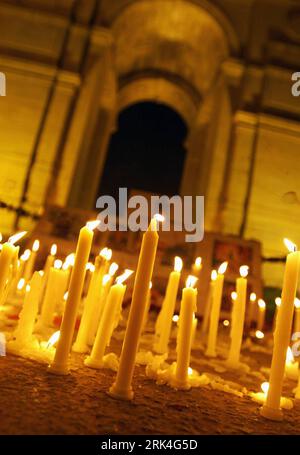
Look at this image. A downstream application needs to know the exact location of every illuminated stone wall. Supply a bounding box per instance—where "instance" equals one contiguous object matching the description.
[0,0,300,287]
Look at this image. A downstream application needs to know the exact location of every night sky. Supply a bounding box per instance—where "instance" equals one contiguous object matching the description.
[98,102,188,199]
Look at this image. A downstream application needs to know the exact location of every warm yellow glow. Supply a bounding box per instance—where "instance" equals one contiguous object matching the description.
[116,269,134,285]
[25,284,30,293]
[286,346,294,364]
[231,291,237,301]
[17,278,25,291]
[223,319,230,327]
[64,292,68,301]
[63,253,75,269]
[261,382,269,394]
[99,247,112,261]
[0,233,2,243]
[188,367,193,376]
[32,240,40,252]
[258,299,266,309]
[86,220,101,231]
[174,256,183,273]
[109,262,118,277]
[194,257,202,269]
[46,331,60,348]
[54,259,63,270]
[102,274,111,286]
[218,261,228,275]
[172,314,179,323]
[86,262,95,273]
[284,238,297,253]
[186,275,197,288]
[275,297,281,307]
[255,330,264,339]
[0,244,2,251]
[149,281,153,290]
[295,298,300,309]
[39,271,44,277]
[250,292,257,302]
[154,213,165,222]
[50,244,57,256]
[8,231,27,245]
[21,249,31,261]
[211,270,217,281]
[239,265,249,278]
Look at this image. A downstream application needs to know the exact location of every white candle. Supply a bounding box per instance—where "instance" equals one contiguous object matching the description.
[154,256,183,354]
[261,238,300,421]
[246,292,257,327]
[201,270,217,334]
[226,265,248,368]
[49,220,100,375]
[205,261,228,357]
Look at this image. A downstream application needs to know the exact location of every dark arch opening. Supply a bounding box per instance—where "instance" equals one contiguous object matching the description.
[98,102,188,199]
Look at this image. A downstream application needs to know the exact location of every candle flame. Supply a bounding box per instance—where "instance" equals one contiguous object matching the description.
[174,256,183,273]
[17,278,25,290]
[275,297,281,307]
[86,220,101,231]
[32,240,40,252]
[149,214,164,232]
[21,249,31,261]
[50,244,57,256]
[0,233,2,242]
[231,291,237,301]
[99,247,112,261]
[255,330,264,339]
[250,292,257,302]
[261,382,269,394]
[64,291,68,301]
[26,284,30,293]
[295,298,300,309]
[109,262,118,277]
[86,262,95,273]
[218,261,228,275]
[186,275,197,288]
[286,346,294,364]
[8,231,27,245]
[46,331,60,348]
[54,259,63,270]
[63,253,75,269]
[258,299,266,309]
[239,265,249,278]
[172,314,179,322]
[116,269,133,285]
[284,238,297,253]
[211,270,217,281]
[102,274,111,286]
[149,281,153,290]
[188,367,193,376]
[223,319,230,327]
[154,213,165,222]
[39,271,44,277]
[194,257,202,269]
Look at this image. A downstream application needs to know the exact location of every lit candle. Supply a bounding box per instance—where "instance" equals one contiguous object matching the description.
[273,297,281,332]
[85,270,133,369]
[38,260,68,327]
[246,292,257,328]
[294,298,300,334]
[24,239,39,281]
[205,261,228,357]
[171,275,197,389]
[49,220,100,374]
[201,270,217,334]
[72,248,112,353]
[43,244,57,279]
[88,261,118,346]
[261,238,300,421]
[226,265,249,368]
[0,232,27,297]
[109,215,161,400]
[257,299,266,332]
[285,346,298,380]
[229,291,237,339]
[154,256,183,354]
[192,257,202,276]
[14,271,43,344]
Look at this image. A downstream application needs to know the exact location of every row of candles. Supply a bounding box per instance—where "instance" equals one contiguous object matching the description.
[0,221,299,421]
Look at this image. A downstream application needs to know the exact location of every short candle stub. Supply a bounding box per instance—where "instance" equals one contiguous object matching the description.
[260,405,283,421]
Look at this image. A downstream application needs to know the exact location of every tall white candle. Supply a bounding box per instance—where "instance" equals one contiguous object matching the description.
[201,270,217,334]
[261,239,300,421]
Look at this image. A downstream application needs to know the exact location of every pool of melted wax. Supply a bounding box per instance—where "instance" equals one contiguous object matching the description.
[0,313,299,435]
